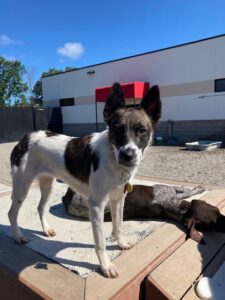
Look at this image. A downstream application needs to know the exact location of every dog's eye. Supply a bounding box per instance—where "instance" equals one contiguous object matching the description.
[138,128,147,135]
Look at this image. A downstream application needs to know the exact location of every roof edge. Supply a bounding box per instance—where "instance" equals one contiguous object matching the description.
[42,33,225,79]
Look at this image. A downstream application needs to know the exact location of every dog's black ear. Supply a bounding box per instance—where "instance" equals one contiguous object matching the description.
[141,85,161,126]
[103,82,126,125]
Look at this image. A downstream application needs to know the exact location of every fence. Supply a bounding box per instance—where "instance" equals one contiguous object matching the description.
[0,107,62,143]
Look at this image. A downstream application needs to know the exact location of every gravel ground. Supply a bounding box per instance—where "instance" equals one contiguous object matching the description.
[1,142,225,187]
[138,146,225,186]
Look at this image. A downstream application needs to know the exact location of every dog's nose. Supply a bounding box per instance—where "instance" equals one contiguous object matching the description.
[119,148,136,163]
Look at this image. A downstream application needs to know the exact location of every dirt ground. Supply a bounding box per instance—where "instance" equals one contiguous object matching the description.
[0,141,17,185]
[1,142,225,187]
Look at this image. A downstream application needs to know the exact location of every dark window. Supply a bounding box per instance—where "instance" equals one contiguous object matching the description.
[215,79,225,92]
[59,98,75,106]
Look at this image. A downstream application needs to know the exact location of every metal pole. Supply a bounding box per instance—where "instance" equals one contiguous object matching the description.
[32,105,36,131]
[95,100,99,132]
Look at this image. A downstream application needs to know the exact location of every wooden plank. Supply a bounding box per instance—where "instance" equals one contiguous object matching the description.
[201,189,225,210]
[184,244,225,300]
[86,189,225,300]
[147,207,225,300]
[0,267,43,300]
[2,181,225,300]
[86,222,187,300]
[182,288,200,300]
[145,277,172,300]
[0,234,85,300]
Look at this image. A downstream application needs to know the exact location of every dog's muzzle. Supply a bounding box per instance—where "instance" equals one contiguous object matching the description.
[118,147,137,167]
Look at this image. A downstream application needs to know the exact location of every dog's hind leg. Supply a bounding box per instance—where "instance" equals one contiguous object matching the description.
[176,185,205,200]
[37,175,55,237]
[8,172,33,244]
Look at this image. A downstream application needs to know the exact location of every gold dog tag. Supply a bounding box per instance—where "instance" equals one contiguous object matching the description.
[125,182,133,193]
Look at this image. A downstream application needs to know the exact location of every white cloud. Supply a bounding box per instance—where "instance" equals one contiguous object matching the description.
[57,42,84,60]
[0,35,23,46]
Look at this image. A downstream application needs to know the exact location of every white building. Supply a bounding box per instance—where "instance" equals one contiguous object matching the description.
[42,34,225,143]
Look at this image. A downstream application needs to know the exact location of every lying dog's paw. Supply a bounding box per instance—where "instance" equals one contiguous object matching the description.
[44,228,56,237]
[193,185,205,194]
[101,262,119,278]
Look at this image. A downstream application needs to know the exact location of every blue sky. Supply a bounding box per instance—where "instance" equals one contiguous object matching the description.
[0,0,225,81]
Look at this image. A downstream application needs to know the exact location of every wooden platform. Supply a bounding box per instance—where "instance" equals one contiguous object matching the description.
[146,208,225,300]
[1,177,225,300]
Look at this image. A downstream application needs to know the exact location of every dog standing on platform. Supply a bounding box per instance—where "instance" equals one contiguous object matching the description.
[8,82,161,278]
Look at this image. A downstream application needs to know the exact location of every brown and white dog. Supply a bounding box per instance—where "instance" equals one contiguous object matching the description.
[8,82,161,278]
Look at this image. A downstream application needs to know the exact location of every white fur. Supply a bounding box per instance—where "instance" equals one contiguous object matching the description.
[123,140,143,165]
[8,130,140,278]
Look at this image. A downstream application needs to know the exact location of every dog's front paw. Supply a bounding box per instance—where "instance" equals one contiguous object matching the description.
[101,262,119,278]
[44,228,56,237]
[15,235,29,244]
[118,239,133,250]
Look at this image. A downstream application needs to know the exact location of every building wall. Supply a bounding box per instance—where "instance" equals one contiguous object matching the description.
[42,35,225,139]
[156,120,225,143]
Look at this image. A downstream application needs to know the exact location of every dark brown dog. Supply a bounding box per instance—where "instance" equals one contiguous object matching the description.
[62,184,225,244]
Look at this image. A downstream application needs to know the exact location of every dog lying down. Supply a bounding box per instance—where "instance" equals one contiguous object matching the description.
[62,184,225,244]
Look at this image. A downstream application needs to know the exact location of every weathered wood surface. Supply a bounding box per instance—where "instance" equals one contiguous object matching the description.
[146,206,225,300]
[0,234,85,300]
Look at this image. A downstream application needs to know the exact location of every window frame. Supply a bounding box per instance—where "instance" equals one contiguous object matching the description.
[215,78,225,93]
[59,98,75,106]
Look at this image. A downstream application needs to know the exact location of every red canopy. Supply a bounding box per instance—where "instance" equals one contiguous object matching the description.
[95,82,149,102]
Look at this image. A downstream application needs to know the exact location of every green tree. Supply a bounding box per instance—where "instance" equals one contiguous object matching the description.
[0,56,28,106]
[30,80,43,107]
[42,68,63,77]
[14,94,29,107]
[42,67,76,77]
[31,67,76,107]
[65,66,76,72]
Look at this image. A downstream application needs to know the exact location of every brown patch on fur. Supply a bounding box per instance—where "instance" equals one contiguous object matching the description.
[64,136,99,183]
[108,109,152,150]
[123,185,163,219]
[10,133,30,166]
[104,83,161,153]
[62,187,74,211]
[184,200,220,228]
[45,131,59,137]
[182,199,225,244]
